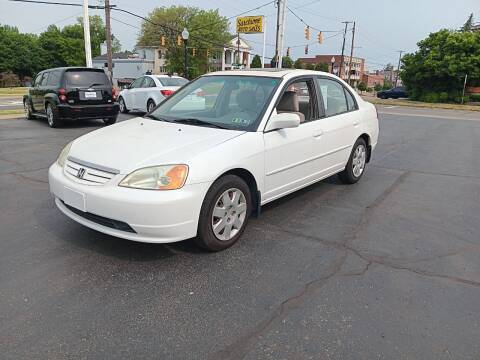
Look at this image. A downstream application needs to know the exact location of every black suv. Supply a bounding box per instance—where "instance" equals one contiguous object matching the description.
[23,67,119,128]
[376,86,408,99]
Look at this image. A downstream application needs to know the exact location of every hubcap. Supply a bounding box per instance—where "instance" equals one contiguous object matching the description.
[148,102,154,112]
[352,144,366,177]
[47,106,53,126]
[119,99,124,111]
[24,102,29,118]
[211,188,247,241]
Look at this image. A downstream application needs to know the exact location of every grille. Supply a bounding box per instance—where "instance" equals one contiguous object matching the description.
[64,159,116,185]
[62,201,136,233]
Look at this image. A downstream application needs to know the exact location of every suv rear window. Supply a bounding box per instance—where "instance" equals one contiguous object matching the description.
[65,70,110,87]
[157,77,188,87]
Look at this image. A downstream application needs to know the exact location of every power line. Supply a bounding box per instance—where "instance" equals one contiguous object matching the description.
[286,6,341,33]
[9,0,108,9]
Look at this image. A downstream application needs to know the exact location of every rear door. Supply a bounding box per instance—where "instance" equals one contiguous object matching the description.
[31,72,44,112]
[35,72,50,115]
[64,69,113,106]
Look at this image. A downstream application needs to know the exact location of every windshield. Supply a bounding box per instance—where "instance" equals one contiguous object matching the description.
[149,75,280,131]
[157,77,188,87]
[65,70,110,87]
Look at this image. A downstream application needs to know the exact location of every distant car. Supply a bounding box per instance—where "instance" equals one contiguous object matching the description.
[23,67,119,128]
[118,75,198,113]
[49,69,379,251]
[377,86,408,99]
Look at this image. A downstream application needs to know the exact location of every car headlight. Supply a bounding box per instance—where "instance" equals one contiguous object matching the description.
[119,165,189,190]
[57,141,73,167]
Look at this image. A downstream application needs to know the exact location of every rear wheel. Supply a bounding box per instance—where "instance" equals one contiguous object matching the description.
[103,116,117,125]
[24,100,34,120]
[46,103,62,128]
[195,175,252,251]
[338,138,367,184]
[147,99,156,113]
[119,97,129,113]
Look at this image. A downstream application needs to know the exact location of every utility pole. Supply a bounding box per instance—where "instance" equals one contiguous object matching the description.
[395,50,403,86]
[104,0,113,82]
[347,21,356,85]
[338,21,352,81]
[274,0,287,68]
[83,0,92,67]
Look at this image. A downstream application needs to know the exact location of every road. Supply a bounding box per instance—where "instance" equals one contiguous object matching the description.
[1,106,480,359]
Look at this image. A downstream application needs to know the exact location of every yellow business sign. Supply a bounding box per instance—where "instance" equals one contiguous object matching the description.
[236,16,264,34]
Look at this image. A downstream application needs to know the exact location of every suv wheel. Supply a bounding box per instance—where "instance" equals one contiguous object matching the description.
[195,175,252,252]
[147,99,156,113]
[119,97,129,113]
[103,116,117,125]
[338,138,368,184]
[46,103,62,128]
[24,100,34,120]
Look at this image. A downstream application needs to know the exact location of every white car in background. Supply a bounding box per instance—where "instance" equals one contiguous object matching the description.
[118,75,191,113]
[49,69,379,252]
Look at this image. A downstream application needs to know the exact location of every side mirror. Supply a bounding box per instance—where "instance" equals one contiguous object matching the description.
[265,112,301,132]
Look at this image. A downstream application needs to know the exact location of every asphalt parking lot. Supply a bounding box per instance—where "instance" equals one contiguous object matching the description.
[1,106,480,359]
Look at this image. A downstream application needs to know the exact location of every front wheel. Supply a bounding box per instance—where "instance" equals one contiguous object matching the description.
[24,100,34,120]
[338,138,368,184]
[147,99,156,113]
[195,175,252,251]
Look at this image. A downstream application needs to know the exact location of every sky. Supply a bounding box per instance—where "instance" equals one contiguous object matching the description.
[0,0,478,71]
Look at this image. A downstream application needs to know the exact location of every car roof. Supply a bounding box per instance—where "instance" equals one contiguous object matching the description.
[206,68,332,79]
[151,75,186,79]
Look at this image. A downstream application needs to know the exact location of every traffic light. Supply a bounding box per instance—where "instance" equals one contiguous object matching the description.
[317,31,323,44]
[161,36,166,46]
[304,26,310,40]
[192,48,196,57]
[286,47,290,57]
[304,45,308,54]
[206,49,210,58]
[177,35,182,46]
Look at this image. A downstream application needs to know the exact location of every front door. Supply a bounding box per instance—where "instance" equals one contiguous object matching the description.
[135,76,155,111]
[31,72,45,113]
[125,76,145,110]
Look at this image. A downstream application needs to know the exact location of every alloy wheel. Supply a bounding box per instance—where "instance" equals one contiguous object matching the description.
[46,106,54,127]
[24,101,30,118]
[211,188,247,241]
[352,144,366,177]
[119,98,125,112]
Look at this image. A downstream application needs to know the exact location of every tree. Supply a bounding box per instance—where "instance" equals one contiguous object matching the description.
[282,56,293,68]
[461,13,474,32]
[357,82,367,92]
[250,54,262,68]
[305,63,315,70]
[293,59,303,69]
[374,83,382,92]
[382,79,393,90]
[137,6,230,76]
[315,63,329,72]
[401,29,480,102]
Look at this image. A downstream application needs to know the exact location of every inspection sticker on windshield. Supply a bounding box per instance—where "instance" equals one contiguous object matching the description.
[232,117,250,125]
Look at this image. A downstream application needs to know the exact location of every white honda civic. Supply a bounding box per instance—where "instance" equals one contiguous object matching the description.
[49,69,379,251]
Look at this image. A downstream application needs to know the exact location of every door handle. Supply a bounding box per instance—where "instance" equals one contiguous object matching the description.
[353,120,360,126]
[313,130,323,138]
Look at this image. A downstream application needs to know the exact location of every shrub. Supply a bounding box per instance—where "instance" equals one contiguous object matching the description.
[374,83,382,92]
[423,92,440,103]
[357,82,367,92]
[468,94,480,102]
[366,87,373,93]
[438,92,449,102]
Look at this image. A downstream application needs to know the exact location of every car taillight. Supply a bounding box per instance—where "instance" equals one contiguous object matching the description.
[160,89,174,97]
[58,88,67,102]
[112,87,117,100]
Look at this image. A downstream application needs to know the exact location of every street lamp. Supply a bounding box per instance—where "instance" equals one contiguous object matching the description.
[181,28,189,79]
[330,56,335,74]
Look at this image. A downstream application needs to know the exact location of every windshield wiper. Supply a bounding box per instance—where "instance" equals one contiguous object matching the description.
[86,83,104,88]
[144,114,173,122]
[172,118,228,129]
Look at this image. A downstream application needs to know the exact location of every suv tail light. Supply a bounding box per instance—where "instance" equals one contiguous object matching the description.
[58,88,67,102]
[160,89,175,97]
[112,87,117,100]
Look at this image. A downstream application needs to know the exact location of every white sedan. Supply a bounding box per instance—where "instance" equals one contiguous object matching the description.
[118,75,192,113]
[49,69,379,251]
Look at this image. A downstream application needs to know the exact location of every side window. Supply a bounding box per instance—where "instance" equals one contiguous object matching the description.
[40,72,50,86]
[316,78,348,117]
[130,77,144,89]
[33,73,44,87]
[276,79,316,123]
[47,70,61,86]
[142,77,155,88]
[345,89,357,111]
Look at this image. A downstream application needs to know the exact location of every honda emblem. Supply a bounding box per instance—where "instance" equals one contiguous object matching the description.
[77,168,86,179]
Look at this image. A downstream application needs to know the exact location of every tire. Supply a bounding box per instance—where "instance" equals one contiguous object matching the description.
[119,97,129,113]
[46,103,62,128]
[24,100,34,120]
[103,116,117,125]
[147,99,156,113]
[195,175,252,252]
[338,138,368,184]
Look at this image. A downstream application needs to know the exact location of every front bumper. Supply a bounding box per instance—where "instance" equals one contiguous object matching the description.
[48,162,211,243]
[57,103,119,120]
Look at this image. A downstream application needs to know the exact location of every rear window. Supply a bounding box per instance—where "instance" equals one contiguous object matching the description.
[65,70,110,87]
[157,77,188,87]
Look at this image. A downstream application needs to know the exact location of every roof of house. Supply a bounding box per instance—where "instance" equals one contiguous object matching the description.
[93,52,135,60]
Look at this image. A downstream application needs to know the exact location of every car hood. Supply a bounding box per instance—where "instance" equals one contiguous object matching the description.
[69,117,245,174]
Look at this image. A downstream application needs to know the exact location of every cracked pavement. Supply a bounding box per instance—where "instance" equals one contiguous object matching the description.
[1,106,480,359]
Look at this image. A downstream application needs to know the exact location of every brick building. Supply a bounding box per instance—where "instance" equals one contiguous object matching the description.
[297,54,365,85]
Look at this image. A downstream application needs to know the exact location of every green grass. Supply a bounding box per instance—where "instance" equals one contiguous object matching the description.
[0,108,24,117]
[0,87,28,97]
